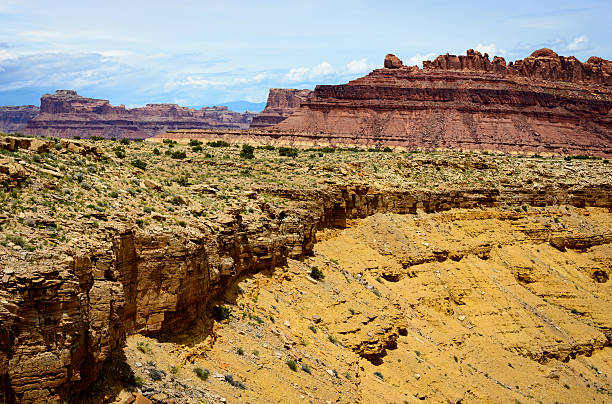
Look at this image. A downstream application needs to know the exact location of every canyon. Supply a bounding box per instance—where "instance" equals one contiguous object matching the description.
[20,90,256,139]
[0,134,610,402]
[270,49,612,156]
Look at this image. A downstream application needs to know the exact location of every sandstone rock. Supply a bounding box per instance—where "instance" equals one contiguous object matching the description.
[273,49,612,156]
[0,158,27,187]
[0,105,39,133]
[249,89,313,129]
[384,54,403,69]
[25,90,256,139]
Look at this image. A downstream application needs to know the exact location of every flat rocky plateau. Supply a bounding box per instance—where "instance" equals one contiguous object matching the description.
[0,134,611,403]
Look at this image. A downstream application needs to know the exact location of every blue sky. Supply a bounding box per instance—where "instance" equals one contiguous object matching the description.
[0,0,610,108]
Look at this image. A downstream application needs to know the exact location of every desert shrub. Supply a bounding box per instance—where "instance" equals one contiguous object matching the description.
[278,147,298,158]
[91,136,104,141]
[383,146,392,152]
[192,145,202,152]
[301,363,311,374]
[310,266,324,280]
[162,138,177,145]
[73,136,81,140]
[54,142,63,150]
[258,145,275,150]
[207,140,230,147]
[113,146,126,158]
[153,147,160,155]
[120,138,129,145]
[171,150,186,159]
[240,144,255,159]
[131,159,146,170]
[286,359,297,372]
[213,305,231,321]
[189,139,203,147]
[194,367,209,381]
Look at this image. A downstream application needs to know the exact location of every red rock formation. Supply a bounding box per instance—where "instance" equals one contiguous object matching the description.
[0,106,39,133]
[25,90,256,139]
[273,49,612,156]
[249,88,312,128]
[384,54,403,69]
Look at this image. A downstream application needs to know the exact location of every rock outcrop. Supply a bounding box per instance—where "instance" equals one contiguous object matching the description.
[249,89,312,129]
[0,106,39,133]
[25,90,256,139]
[2,183,611,402]
[273,49,612,156]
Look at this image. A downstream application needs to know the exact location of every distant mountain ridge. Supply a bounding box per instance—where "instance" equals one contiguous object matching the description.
[216,100,267,113]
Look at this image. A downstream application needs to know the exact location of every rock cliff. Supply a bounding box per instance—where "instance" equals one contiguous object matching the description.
[24,90,256,139]
[249,88,312,129]
[0,106,39,133]
[0,136,610,402]
[273,49,612,156]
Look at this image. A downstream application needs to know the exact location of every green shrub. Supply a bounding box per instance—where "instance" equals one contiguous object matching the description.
[131,159,146,170]
[207,140,230,147]
[310,266,324,280]
[120,138,129,145]
[153,147,160,155]
[91,136,104,141]
[278,147,298,158]
[240,144,255,159]
[213,305,231,321]
[194,367,209,381]
[189,139,203,147]
[171,150,187,159]
[286,359,297,372]
[163,138,177,145]
[113,147,126,158]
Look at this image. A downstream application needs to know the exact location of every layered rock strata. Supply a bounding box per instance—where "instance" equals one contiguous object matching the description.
[249,88,312,128]
[25,90,255,139]
[0,106,39,133]
[1,179,611,402]
[273,49,612,156]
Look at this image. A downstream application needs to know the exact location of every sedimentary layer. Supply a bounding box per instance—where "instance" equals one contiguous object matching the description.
[273,49,612,156]
[24,90,255,139]
[0,106,39,133]
[249,88,312,128]
[1,136,610,402]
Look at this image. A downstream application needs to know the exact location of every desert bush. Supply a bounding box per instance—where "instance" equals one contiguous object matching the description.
[213,305,231,321]
[131,159,146,170]
[171,150,186,159]
[240,144,255,159]
[286,359,297,372]
[120,138,129,145]
[207,140,230,147]
[194,367,209,381]
[310,266,324,280]
[278,147,298,158]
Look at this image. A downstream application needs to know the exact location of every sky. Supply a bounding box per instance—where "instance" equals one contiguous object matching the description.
[0,0,610,108]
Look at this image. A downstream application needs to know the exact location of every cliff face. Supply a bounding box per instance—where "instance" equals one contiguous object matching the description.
[249,88,312,128]
[274,49,612,156]
[25,90,256,139]
[0,106,39,133]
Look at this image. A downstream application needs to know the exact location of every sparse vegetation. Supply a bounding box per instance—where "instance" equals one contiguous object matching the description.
[194,367,209,381]
[286,359,297,371]
[310,266,324,280]
[213,305,231,321]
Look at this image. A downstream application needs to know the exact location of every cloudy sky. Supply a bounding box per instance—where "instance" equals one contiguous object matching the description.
[0,0,610,108]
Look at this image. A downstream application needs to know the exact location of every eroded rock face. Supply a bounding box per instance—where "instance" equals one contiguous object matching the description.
[249,89,312,128]
[1,179,611,402]
[25,90,256,139]
[0,106,39,133]
[273,49,612,156]
[384,53,403,69]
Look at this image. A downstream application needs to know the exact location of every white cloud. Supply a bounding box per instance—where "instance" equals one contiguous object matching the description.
[311,61,334,76]
[284,61,336,82]
[566,35,589,51]
[168,72,268,89]
[405,53,436,67]
[345,58,370,74]
[284,67,309,81]
[473,43,506,57]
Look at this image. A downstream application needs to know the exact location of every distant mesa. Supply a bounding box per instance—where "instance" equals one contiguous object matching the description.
[249,89,313,129]
[0,105,39,133]
[19,90,255,139]
[270,48,612,156]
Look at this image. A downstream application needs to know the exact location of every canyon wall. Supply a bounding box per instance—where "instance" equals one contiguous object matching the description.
[24,90,256,139]
[273,49,612,156]
[0,106,39,133]
[249,88,312,128]
[1,178,611,402]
